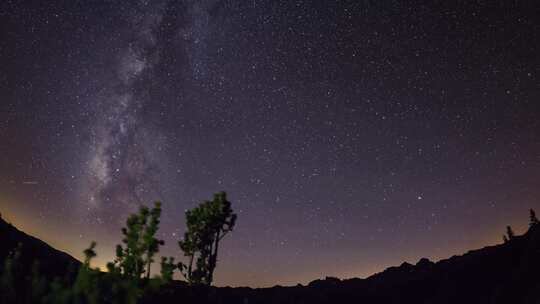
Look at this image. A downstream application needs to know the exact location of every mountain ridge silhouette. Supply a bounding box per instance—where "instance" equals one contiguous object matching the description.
[2,215,539,303]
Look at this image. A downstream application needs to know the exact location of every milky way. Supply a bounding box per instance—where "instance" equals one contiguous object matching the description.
[84,1,167,216]
[83,0,217,218]
[1,1,539,287]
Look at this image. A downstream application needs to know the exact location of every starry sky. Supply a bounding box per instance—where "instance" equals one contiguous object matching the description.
[1,1,539,287]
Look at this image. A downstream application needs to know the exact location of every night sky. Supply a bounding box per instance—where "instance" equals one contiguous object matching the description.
[1,1,539,287]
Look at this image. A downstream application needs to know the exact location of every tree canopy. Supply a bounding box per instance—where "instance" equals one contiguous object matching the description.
[178,191,237,285]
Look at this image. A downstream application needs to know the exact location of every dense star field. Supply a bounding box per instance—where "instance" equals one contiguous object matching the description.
[0,1,539,287]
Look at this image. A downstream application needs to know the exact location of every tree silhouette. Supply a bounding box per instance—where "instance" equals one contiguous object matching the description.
[108,202,165,281]
[73,241,100,304]
[178,192,237,285]
[506,225,515,240]
[143,202,164,279]
[0,202,180,303]
[30,261,48,302]
[159,257,176,283]
[529,209,539,228]
[0,243,22,303]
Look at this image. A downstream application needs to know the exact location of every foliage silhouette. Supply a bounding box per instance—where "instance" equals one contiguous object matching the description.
[0,200,181,303]
[30,261,48,302]
[0,243,21,302]
[72,241,100,304]
[506,225,515,240]
[178,191,237,285]
[529,209,538,227]
[108,202,165,282]
[160,256,177,283]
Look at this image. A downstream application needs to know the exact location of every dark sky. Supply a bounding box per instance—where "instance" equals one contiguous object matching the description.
[1,0,539,287]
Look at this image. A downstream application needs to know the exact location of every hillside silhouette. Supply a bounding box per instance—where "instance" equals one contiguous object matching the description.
[0,217,81,281]
[2,214,540,303]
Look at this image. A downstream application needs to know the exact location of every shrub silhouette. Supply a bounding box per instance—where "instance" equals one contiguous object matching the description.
[529,209,539,228]
[506,226,515,240]
[0,243,22,302]
[73,241,100,304]
[30,261,48,302]
[30,201,172,303]
[159,257,176,283]
[178,191,237,285]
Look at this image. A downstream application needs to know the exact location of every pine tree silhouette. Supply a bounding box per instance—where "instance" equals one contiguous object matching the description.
[529,209,539,228]
[178,191,237,285]
[109,202,165,280]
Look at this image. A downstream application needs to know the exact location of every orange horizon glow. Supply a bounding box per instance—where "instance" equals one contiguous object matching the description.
[2,200,534,288]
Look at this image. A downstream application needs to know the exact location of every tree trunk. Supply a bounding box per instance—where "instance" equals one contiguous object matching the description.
[208,231,220,284]
[188,253,194,283]
[146,255,151,279]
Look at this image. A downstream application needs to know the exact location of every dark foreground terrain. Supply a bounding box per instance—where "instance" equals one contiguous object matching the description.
[2,217,540,303]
